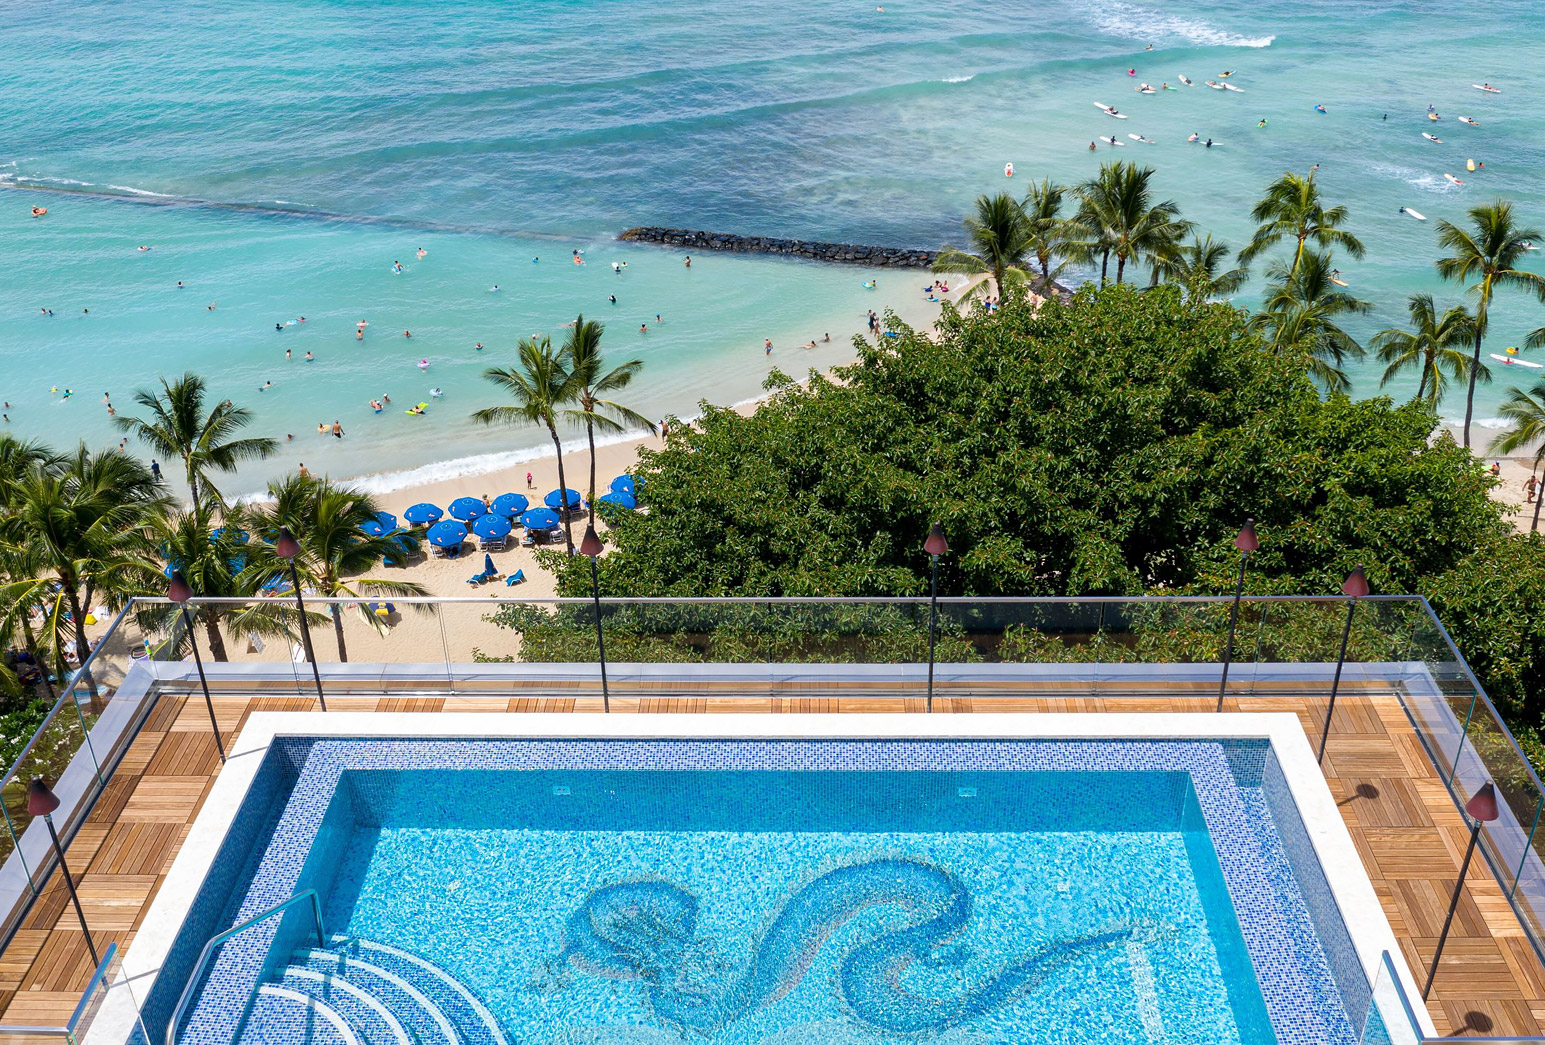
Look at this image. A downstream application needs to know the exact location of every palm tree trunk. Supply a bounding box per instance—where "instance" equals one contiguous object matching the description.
[202,608,229,662]
[1416,357,1429,403]
[1463,330,1482,448]
[331,605,348,662]
[1534,484,1544,533]
[547,423,575,554]
[586,420,598,527]
[186,458,200,505]
[1292,234,1307,277]
[1100,251,1110,286]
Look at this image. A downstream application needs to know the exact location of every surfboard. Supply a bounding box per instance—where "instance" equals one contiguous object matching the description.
[1457,116,1479,126]
[1428,113,1440,121]
[1106,137,1126,146]
[1445,173,1464,185]
[1402,208,1427,220]
[1205,81,1225,90]
[1491,353,1542,368]
[1178,74,1193,86]
[1222,83,1244,93]
[1422,132,1443,143]
[1330,277,1349,287]
[1093,102,1128,117]
[1135,86,1156,93]
[1127,133,1154,143]
[1473,84,1501,93]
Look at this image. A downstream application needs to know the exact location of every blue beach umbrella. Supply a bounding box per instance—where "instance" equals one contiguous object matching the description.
[449,496,487,521]
[545,488,582,510]
[520,507,561,531]
[597,491,637,510]
[358,519,387,537]
[374,511,398,531]
[490,492,529,518]
[426,520,468,549]
[483,552,497,576]
[472,513,512,539]
[404,502,443,525]
[609,475,635,496]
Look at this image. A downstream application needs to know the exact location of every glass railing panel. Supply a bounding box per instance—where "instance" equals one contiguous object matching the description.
[1360,951,1424,1045]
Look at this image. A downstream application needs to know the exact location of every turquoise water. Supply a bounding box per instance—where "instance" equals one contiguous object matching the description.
[5,0,1545,493]
[325,769,1273,1044]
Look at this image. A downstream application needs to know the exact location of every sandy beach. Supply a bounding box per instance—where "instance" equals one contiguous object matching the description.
[168,274,996,667]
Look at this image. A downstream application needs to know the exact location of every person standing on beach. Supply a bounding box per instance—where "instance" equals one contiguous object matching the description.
[526,471,534,489]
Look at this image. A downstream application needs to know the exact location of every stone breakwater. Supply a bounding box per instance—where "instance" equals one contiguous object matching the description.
[618,227,938,268]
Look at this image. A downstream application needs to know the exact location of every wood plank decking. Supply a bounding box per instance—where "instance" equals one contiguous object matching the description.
[1,692,1540,1038]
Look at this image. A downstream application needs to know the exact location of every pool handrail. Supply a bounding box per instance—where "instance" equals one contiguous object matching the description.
[165,890,326,1045]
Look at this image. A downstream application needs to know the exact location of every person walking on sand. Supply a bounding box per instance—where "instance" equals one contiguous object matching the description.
[526,471,534,489]
[1527,473,1538,504]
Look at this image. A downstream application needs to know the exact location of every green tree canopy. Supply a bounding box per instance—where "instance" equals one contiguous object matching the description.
[551,286,1503,601]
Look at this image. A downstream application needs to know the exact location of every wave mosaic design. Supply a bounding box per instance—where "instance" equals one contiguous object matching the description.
[562,857,1139,1035]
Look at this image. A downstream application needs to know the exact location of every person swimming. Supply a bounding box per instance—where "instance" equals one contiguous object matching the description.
[609,294,617,304]
[260,380,272,392]
[1205,138,1213,147]
[393,260,403,273]
[416,248,427,259]
[1258,118,1268,127]
[404,329,412,338]
[430,387,443,398]
[475,342,484,350]
[304,351,314,361]
[1089,141,1098,151]
[1314,104,1327,113]
[490,284,500,292]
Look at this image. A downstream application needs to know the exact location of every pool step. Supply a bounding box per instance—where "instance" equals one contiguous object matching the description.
[242,937,504,1045]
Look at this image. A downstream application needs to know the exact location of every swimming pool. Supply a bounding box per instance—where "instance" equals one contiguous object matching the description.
[106,716,1421,1045]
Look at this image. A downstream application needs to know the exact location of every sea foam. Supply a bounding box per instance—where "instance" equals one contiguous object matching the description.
[1085,1,1276,48]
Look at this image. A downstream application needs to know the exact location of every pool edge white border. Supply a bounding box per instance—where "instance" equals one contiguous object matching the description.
[90,712,1438,1045]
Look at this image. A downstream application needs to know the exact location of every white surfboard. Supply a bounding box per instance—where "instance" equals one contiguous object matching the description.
[1491,353,1542,368]
[1222,83,1244,93]
[1445,173,1464,185]
[1093,102,1128,118]
[1178,74,1193,86]
[1422,132,1443,143]
[1402,208,1426,220]
[1127,133,1155,143]
[1205,80,1225,90]
[1473,84,1501,93]
[1136,86,1156,93]
[1105,137,1126,146]
[1457,116,1479,126]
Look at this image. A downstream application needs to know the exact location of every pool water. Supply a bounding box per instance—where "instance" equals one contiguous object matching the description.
[324,768,1273,1045]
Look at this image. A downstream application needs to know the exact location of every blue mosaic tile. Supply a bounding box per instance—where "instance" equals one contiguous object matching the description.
[146,738,1375,1045]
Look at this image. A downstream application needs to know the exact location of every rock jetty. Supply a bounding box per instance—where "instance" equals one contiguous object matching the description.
[618,227,938,268]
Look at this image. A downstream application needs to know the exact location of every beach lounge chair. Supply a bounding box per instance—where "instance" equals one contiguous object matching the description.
[479,533,509,551]
[466,566,500,585]
[505,569,526,586]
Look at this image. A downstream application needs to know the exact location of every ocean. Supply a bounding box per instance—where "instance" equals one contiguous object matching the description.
[3,0,1543,494]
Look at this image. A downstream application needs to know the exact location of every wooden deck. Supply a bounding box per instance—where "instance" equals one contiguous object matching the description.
[2,692,1542,1039]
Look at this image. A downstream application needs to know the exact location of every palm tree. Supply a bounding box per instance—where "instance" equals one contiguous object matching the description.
[0,447,169,700]
[146,501,296,661]
[113,373,278,504]
[472,337,579,553]
[1022,179,1071,292]
[1490,379,1545,532]
[1249,250,1371,393]
[1371,295,1477,406]
[1435,200,1545,447]
[933,193,1034,302]
[1155,234,1249,299]
[247,475,427,661]
[559,316,655,526]
[1239,170,1365,275]
[1072,162,1191,285]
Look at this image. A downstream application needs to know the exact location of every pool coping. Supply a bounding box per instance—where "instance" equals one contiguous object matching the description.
[89,712,1439,1045]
